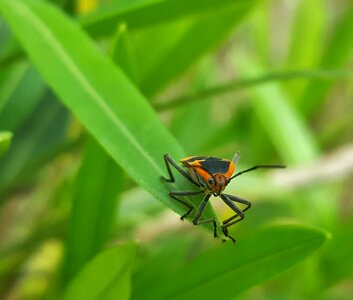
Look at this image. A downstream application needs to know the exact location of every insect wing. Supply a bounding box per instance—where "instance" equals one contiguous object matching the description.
[199,157,235,178]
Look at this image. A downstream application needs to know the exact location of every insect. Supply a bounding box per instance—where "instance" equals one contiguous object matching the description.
[162,152,285,243]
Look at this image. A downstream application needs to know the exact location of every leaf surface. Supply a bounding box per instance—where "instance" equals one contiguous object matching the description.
[132,225,327,300]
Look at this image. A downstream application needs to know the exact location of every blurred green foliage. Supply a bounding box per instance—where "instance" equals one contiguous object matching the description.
[0,0,352,299]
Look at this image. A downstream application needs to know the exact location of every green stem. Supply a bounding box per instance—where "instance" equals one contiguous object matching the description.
[155,69,353,111]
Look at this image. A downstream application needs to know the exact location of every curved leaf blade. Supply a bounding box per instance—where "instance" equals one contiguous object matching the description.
[132,225,328,300]
[0,0,216,227]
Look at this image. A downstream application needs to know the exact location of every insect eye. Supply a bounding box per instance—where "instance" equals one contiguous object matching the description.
[207,178,215,185]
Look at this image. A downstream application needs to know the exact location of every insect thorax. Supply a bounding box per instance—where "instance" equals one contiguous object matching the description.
[188,168,229,195]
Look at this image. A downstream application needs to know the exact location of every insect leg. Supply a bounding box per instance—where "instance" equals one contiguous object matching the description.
[161,153,200,187]
[191,194,218,238]
[219,194,246,243]
[223,193,252,213]
[169,190,204,220]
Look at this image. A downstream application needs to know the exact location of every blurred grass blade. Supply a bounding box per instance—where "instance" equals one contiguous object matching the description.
[0,131,12,157]
[132,235,197,293]
[0,18,20,63]
[140,3,257,96]
[80,0,256,37]
[0,0,216,227]
[299,3,353,115]
[323,220,353,286]
[236,57,320,164]
[63,138,123,284]
[0,61,28,112]
[169,58,216,153]
[155,69,353,111]
[235,56,337,227]
[110,23,139,83]
[0,96,68,197]
[251,1,270,64]
[285,0,324,97]
[132,225,327,300]
[0,66,45,131]
[65,242,136,300]
[132,18,191,88]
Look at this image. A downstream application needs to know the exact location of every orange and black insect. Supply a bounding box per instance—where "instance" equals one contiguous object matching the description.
[162,152,285,243]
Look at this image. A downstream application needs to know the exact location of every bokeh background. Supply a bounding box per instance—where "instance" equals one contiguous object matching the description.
[0,0,353,299]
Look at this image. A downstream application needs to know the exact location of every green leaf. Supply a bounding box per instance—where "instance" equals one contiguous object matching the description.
[0,95,68,197]
[285,0,325,98]
[170,99,213,154]
[63,137,124,284]
[286,0,324,70]
[0,61,28,113]
[322,220,353,286]
[299,3,353,115]
[0,0,216,228]
[110,23,139,83]
[80,0,257,37]
[0,65,45,131]
[235,57,319,164]
[64,242,136,300]
[251,1,270,64]
[131,18,192,88]
[0,18,20,62]
[0,131,12,157]
[155,69,353,111]
[169,58,216,153]
[234,57,337,227]
[139,3,257,96]
[132,225,328,300]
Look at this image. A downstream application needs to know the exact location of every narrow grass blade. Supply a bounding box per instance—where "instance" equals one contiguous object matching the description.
[64,242,136,300]
[140,3,257,96]
[0,96,68,197]
[288,0,325,58]
[80,0,256,37]
[0,131,12,157]
[169,58,216,153]
[0,61,28,112]
[110,23,139,83]
[251,1,270,64]
[299,3,353,115]
[286,0,324,96]
[0,65,45,131]
[62,138,123,284]
[236,59,320,164]
[155,69,353,111]
[234,56,337,227]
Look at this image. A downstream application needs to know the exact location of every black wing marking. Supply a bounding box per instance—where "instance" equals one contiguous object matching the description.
[199,157,230,174]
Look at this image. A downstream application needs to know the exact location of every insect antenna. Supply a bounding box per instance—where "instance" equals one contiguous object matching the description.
[230,164,285,181]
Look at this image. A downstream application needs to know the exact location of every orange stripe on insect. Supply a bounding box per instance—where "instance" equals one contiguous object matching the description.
[162,152,286,243]
[192,166,212,182]
[225,161,236,178]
